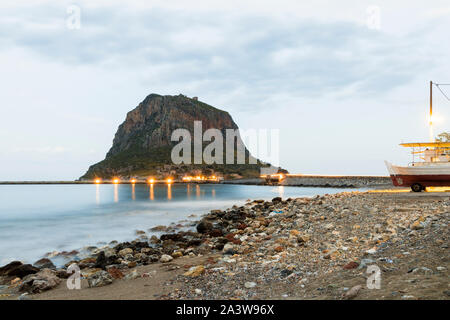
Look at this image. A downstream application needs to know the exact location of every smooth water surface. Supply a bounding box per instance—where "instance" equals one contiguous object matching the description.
[0,183,359,264]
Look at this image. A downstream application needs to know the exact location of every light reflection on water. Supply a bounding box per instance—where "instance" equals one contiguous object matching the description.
[0,183,361,265]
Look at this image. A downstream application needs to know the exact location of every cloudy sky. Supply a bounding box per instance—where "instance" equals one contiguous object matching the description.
[1,0,450,180]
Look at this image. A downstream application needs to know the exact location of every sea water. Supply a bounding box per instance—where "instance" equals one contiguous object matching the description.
[0,184,360,265]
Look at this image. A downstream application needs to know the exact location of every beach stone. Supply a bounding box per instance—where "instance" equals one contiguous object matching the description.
[19,269,61,293]
[150,225,168,232]
[10,277,21,286]
[411,221,424,230]
[160,254,173,263]
[244,281,257,288]
[33,258,56,270]
[106,266,124,279]
[124,269,140,280]
[118,248,133,257]
[197,220,213,234]
[195,288,202,295]
[344,285,363,299]
[223,243,234,253]
[18,293,31,300]
[183,265,205,277]
[343,262,359,270]
[172,251,183,258]
[5,264,39,278]
[54,269,70,279]
[0,261,23,276]
[411,267,433,275]
[87,270,113,288]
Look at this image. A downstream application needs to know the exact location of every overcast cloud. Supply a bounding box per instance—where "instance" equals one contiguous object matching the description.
[0,0,449,179]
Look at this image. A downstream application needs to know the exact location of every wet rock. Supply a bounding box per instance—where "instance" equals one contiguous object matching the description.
[87,270,113,288]
[208,229,223,237]
[197,220,214,234]
[5,264,39,278]
[55,269,70,279]
[272,197,282,203]
[33,258,56,270]
[150,225,168,232]
[0,261,23,276]
[118,248,133,257]
[19,269,61,293]
[160,233,185,241]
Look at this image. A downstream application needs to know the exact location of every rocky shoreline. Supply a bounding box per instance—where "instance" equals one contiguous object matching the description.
[0,191,449,300]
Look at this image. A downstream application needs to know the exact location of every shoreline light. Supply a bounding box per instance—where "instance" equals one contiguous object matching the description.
[94,178,102,184]
[130,178,137,184]
[166,178,173,184]
[113,178,120,184]
[148,178,155,184]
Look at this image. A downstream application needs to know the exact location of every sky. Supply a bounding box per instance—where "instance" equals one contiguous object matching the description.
[0,0,450,180]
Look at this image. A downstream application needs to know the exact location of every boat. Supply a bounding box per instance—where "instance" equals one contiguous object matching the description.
[385,81,450,192]
[385,142,450,192]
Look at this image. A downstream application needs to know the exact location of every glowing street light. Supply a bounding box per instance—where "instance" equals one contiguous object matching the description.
[166,178,173,184]
[130,178,137,184]
[148,178,155,184]
[94,178,102,184]
[113,178,120,184]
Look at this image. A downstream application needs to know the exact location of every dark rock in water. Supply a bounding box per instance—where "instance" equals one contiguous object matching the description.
[98,251,120,267]
[160,233,186,242]
[55,269,70,279]
[187,239,202,247]
[95,251,108,269]
[2,263,39,278]
[0,261,23,276]
[208,229,223,237]
[197,220,213,234]
[272,197,282,203]
[19,269,61,293]
[33,258,56,270]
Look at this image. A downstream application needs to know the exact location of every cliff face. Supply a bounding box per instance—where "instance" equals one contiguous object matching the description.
[80,94,265,180]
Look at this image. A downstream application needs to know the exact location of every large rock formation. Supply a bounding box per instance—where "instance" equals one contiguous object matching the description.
[80,94,268,180]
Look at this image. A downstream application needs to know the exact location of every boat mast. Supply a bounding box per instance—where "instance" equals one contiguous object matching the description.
[429,80,434,142]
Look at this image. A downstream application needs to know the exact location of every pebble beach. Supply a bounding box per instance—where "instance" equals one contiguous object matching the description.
[0,190,449,300]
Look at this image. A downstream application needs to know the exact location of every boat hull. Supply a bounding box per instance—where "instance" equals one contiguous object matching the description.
[384,161,450,187]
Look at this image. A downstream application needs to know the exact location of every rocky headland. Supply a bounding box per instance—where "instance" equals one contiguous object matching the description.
[81,94,271,181]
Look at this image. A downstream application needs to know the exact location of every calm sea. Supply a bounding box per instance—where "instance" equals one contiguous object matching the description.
[0,184,360,265]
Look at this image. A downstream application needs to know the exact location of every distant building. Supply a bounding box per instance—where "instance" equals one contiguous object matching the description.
[192,96,198,101]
